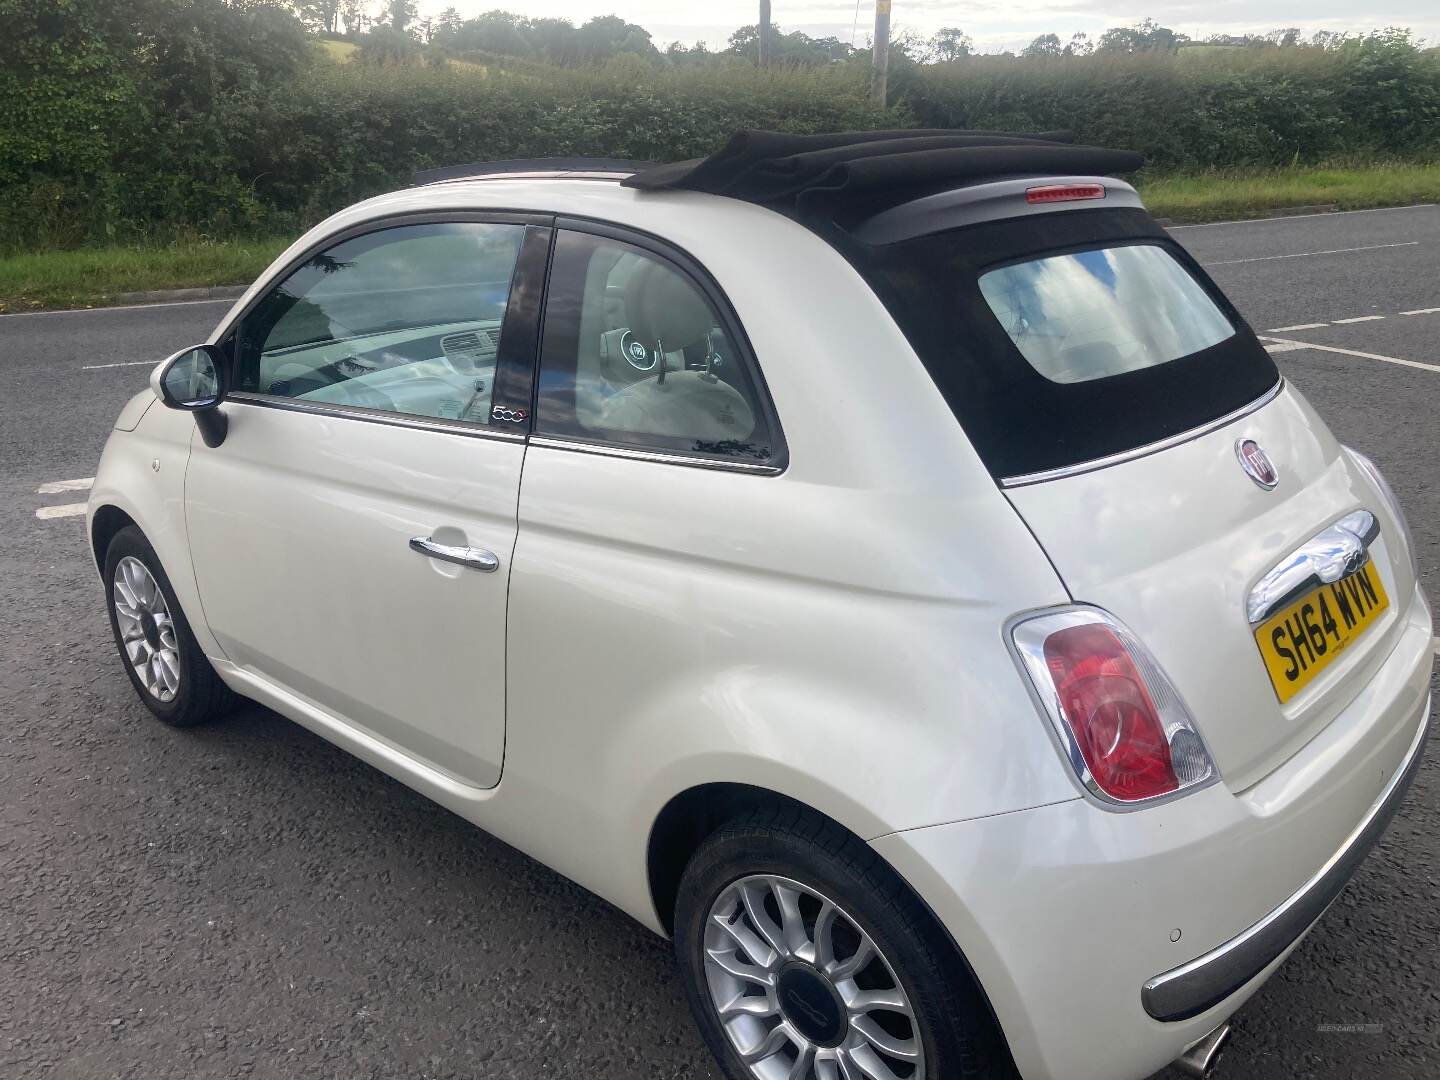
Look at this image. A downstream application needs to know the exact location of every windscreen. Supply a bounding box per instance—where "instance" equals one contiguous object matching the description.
[841,207,1279,479]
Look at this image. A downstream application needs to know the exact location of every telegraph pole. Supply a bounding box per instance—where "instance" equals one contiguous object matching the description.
[870,0,891,105]
[758,0,772,67]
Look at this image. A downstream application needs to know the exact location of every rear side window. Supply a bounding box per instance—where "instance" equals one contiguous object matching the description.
[535,229,782,466]
[978,244,1235,385]
[844,208,1279,479]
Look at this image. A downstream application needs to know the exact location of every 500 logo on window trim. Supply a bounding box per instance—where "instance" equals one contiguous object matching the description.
[491,405,529,423]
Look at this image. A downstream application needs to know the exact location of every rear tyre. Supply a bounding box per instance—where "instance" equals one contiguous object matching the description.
[103,525,237,727]
[674,804,1015,1080]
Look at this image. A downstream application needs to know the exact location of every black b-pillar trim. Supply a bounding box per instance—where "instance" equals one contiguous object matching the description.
[490,224,555,432]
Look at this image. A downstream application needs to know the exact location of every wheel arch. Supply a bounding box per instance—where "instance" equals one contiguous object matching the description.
[90,503,139,573]
[644,781,1019,1072]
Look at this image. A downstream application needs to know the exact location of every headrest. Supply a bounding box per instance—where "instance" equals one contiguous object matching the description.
[624,261,713,353]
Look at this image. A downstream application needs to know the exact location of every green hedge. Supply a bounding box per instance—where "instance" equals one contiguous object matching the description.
[242,59,895,226]
[906,32,1440,170]
[4,10,1439,251]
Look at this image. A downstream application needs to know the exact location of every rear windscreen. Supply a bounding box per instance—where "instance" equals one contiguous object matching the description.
[978,244,1235,384]
[838,207,1279,480]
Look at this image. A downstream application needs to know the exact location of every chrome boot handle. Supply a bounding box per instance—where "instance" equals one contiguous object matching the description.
[409,536,500,572]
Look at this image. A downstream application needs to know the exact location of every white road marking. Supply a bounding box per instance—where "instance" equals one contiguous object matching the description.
[35,503,87,520]
[1399,307,1440,316]
[1259,336,1440,373]
[1264,341,1309,354]
[1207,241,1420,266]
[1169,203,1437,229]
[81,359,157,370]
[1332,315,1387,324]
[0,296,236,320]
[36,478,94,494]
[1266,322,1330,332]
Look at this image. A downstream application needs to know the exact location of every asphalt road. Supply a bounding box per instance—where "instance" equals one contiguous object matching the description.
[1,205,1438,1080]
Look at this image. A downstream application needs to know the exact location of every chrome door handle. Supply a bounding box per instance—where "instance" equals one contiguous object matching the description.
[409,536,500,572]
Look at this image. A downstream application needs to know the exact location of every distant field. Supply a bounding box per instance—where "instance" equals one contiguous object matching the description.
[318,37,487,74]
[319,39,356,62]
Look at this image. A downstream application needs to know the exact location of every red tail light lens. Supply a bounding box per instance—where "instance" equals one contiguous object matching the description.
[1025,183,1106,204]
[1042,624,1177,800]
[1011,608,1215,805]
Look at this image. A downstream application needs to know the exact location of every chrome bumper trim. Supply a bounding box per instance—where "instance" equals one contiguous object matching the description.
[1142,697,1431,1022]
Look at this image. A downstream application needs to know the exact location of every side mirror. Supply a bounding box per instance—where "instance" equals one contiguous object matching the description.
[150,345,228,447]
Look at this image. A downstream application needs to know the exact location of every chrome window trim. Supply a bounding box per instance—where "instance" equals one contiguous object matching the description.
[1142,699,1430,1022]
[528,434,783,475]
[999,379,1284,488]
[227,392,527,442]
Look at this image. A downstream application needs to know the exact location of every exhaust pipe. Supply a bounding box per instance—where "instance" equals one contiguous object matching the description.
[1172,1023,1231,1079]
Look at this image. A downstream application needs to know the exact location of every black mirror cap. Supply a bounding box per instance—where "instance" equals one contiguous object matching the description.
[150,344,228,412]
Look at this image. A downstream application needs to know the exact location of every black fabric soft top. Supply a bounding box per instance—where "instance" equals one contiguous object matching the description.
[620,129,1145,218]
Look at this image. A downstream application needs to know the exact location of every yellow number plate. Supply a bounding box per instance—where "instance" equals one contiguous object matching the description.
[1253,560,1389,703]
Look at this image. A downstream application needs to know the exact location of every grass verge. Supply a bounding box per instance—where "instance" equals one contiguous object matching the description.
[1138,161,1440,223]
[0,237,290,315]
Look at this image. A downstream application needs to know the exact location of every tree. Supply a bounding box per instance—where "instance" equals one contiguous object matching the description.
[1097,19,1188,54]
[454,11,532,57]
[291,0,341,34]
[926,27,972,63]
[339,0,371,35]
[357,23,419,62]
[528,17,578,64]
[575,14,656,61]
[1311,30,1350,49]
[1065,32,1093,57]
[726,24,853,65]
[1022,33,1062,58]
[386,0,415,34]
[1265,28,1303,47]
[434,6,462,40]
[664,40,711,66]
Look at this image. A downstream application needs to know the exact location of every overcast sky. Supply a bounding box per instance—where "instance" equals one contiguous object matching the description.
[415,1,1438,53]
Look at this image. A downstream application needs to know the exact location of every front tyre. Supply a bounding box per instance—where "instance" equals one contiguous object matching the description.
[675,806,1013,1080]
[103,525,237,727]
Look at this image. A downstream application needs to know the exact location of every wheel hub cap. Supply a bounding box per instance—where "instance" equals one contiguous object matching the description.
[702,873,925,1080]
[776,963,846,1047]
[112,556,181,703]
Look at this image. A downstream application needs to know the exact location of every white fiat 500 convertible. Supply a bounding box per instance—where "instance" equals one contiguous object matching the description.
[89,132,1432,1080]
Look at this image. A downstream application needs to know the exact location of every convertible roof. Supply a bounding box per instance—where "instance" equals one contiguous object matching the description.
[621,129,1144,223]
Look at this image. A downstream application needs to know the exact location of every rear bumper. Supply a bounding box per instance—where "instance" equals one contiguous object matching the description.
[1142,700,1428,1022]
[871,585,1433,1080]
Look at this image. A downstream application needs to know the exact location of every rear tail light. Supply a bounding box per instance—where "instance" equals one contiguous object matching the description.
[1010,608,1215,805]
[1025,183,1106,204]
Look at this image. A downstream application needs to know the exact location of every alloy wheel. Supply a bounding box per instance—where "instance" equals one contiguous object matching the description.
[113,556,181,703]
[703,874,924,1080]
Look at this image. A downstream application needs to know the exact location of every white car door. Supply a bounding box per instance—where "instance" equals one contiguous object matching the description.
[185,217,552,789]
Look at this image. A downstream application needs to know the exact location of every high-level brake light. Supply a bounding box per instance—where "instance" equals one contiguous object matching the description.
[1025,184,1107,204]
